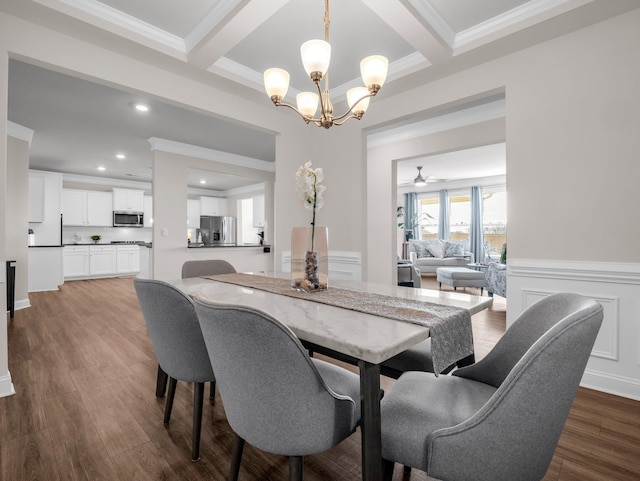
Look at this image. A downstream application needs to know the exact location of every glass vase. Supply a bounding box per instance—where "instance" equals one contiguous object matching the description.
[291,226,328,292]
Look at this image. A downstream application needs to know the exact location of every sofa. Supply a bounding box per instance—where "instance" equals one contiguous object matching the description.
[407,239,474,274]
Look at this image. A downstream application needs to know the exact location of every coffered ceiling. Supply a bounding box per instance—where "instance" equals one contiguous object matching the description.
[3,0,633,189]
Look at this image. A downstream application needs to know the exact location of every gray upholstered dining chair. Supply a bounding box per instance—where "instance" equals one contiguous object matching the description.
[380,292,603,481]
[380,338,453,379]
[134,278,216,462]
[193,298,361,481]
[181,258,236,278]
[155,259,237,400]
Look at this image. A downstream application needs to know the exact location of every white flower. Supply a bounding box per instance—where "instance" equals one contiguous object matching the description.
[295,161,324,213]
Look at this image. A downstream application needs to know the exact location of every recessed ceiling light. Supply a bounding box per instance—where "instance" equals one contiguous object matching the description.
[116,153,126,160]
[200,179,206,184]
[97,166,106,171]
[134,103,149,112]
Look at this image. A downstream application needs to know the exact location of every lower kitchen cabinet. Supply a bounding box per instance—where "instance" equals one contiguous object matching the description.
[64,245,141,278]
[89,245,116,276]
[63,246,90,278]
[116,245,141,273]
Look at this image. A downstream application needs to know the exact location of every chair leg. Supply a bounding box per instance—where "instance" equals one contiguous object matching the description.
[164,377,177,425]
[403,465,412,474]
[156,364,168,397]
[209,380,216,402]
[228,434,245,481]
[382,459,394,481]
[289,456,303,481]
[192,382,205,462]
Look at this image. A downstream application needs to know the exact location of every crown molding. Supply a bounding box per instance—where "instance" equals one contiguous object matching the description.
[147,137,275,173]
[34,0,186,52]
[7,121,35,145]
[368,98,505,149]
[406,0,456,48]
[454,0,592,51]
[62,172,151,190]
[184,0,245,52]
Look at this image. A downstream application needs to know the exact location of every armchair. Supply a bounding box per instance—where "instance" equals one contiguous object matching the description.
[485,262,507,298]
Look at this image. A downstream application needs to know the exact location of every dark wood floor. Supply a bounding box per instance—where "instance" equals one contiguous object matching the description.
[1,276,638,480]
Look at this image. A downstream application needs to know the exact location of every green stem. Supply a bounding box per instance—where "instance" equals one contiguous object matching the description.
[310,173,317,251]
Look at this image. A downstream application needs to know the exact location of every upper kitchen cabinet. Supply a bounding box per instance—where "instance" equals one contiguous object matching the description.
[200,196,227,216]
[62,189,112,226]
[113,188,144,212]
[28,172,45,222]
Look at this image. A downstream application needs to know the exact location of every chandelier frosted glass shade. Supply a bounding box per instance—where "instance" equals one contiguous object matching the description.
[296,92,319,118]
[347,87,370,115]
[264,68,290,99]
[361,55,388,91]
[300,39,331,78]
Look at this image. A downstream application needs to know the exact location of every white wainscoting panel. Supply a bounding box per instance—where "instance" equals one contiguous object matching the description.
[281,251,362,281]
[508,259,640,401]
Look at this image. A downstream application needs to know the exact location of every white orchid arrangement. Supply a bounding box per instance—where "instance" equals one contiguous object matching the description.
[295,161,326,250]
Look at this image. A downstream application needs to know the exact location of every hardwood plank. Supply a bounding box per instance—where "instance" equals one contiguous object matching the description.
[0,429,61,481]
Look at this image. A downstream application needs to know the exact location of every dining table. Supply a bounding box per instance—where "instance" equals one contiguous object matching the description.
[171,272,493,481]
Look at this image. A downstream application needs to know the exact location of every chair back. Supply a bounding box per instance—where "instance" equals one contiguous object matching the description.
[429,293,603,481]
[193,297,358,456]
[455,292,600,388]
[134,278,214,383]
[181,259,236,279]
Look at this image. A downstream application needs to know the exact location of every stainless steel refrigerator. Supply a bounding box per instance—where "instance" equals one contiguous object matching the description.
[199,216,237,246]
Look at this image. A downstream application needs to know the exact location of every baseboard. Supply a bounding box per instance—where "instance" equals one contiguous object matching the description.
[582,368,640,401]
[0,372,16,398]
[14,298,31,311]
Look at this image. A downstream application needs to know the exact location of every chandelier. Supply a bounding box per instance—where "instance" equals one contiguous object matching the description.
[263,0,388,129]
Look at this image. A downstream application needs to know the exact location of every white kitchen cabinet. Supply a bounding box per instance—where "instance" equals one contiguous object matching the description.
[87,192,113,226]
[89,245,116,276]
[113,188,144,212]
[200,196,227,216]
[116,245,141,273]
[62,189,86,226]
[187,198,201,229]
[252,195,265,227]
[62,189,112,226]
[28,173,46,222]
[143,195,153,228]
[63,245,90,278]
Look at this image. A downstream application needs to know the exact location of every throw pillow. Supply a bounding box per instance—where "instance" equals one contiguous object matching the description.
[444,241,465,257]
[410,241,431,258]
[426,239,445,258]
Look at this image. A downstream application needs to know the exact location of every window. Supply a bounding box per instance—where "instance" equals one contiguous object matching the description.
[416,186,507,253]
[418,195,438,240]
[482,187,507,259]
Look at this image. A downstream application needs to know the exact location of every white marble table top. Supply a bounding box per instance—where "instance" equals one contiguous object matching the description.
[171,273,492,365]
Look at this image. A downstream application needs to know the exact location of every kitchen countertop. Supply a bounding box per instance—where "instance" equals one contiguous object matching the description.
[62,242,153,248]
[187,243,266,249]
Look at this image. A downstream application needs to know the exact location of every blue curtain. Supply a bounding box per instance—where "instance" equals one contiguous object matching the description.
[404,192,418,240]
[438,189,450,240]
[470,186,484,263]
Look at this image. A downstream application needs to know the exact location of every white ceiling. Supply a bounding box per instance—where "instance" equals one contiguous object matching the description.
[4,0,630,189]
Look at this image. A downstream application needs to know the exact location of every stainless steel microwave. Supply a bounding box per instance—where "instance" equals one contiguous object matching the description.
[113,211,144,227]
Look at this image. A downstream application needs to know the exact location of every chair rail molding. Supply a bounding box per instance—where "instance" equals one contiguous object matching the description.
[507,258,640,401]
[281,251,362,281]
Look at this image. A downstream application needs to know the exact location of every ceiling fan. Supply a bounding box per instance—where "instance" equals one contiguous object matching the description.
[398,166,445,187]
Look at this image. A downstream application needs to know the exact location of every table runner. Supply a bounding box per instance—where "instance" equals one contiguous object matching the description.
[203,273,473,374]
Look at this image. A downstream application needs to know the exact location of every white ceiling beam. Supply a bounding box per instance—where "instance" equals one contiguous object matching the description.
[187,0,290,70]
[361,0,451,64]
